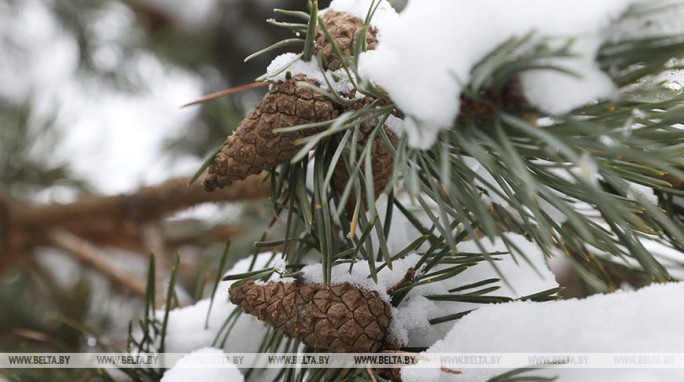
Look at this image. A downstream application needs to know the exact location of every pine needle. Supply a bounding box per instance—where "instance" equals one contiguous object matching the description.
[181,81,268,108]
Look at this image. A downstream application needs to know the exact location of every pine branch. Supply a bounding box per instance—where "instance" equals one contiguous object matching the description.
[0,174,269,275]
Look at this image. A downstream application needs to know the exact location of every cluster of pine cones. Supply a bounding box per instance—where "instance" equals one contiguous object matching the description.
[202,9,397,217]
[202,6,533,382]
[205,9,404,380]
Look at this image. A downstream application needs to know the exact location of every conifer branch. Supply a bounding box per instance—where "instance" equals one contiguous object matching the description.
[0,175,269,274]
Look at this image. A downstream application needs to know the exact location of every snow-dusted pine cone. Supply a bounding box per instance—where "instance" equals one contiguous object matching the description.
[229,280,394,353]
[315,9,379,70]
[203,75,338,191]
[332,125,398,216]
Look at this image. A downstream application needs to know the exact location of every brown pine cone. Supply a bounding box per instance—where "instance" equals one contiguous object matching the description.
[315,10,379,71]
[229,280,394,353]
[459,79,534,120]
[203,75,339,191]
[332,125,398,216]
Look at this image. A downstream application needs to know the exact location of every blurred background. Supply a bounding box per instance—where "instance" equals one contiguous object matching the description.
[0,0,345,375]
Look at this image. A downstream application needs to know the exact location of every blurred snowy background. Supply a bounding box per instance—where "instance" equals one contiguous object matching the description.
[1,0,293,196]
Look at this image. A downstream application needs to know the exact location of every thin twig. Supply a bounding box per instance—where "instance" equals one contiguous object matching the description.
[1,175,269,275]
[382,349,462,376]
[366,362,378,382]
[48,230,147,296]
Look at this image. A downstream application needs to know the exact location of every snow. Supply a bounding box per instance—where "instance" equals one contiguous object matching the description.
[0,0,203,194]
[265,1,398,96]
[401,364,443,382]
[327,0,399,30]
[640,239,684,280]
[140,0,219,29]
[520,49,617,116]
[573,152,600,185]
[301,253,415,301]
[402,281,684,382]
[357,0,633,148]
[626,182,658,205]
[265,53,357,95]
[302,232,558,347]
[385,114,405,135]
[273,258,287,273]
[161,347,243,382]
[132,253,285,381]
[160,253,276,353]
[609,1,684,40]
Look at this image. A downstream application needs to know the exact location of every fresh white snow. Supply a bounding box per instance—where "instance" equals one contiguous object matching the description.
[357,0,633,148]
[265,52,357,96]
[626,182,659,205]
[161,347,244,382]
[326,0,399,32]
[160,253,276,354]
[402,281,684,382]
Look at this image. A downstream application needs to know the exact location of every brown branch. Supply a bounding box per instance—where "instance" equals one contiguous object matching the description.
[48,230,147,296]
[14,174,269,228]
[1,174,270,275]
[366,363,378,382]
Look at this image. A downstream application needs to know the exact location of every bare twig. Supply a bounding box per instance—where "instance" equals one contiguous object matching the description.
[382,350,462,377]
[48,230,147,296]
[367,362,378,382]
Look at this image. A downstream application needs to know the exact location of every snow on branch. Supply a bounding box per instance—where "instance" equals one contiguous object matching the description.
[352,0,671,148]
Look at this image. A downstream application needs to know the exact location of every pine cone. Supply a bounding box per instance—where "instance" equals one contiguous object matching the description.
[459,79,533,120]
[315,10,378,71]
[203,75,338,191]
[332,125,398,216]
[229,280,394,353]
